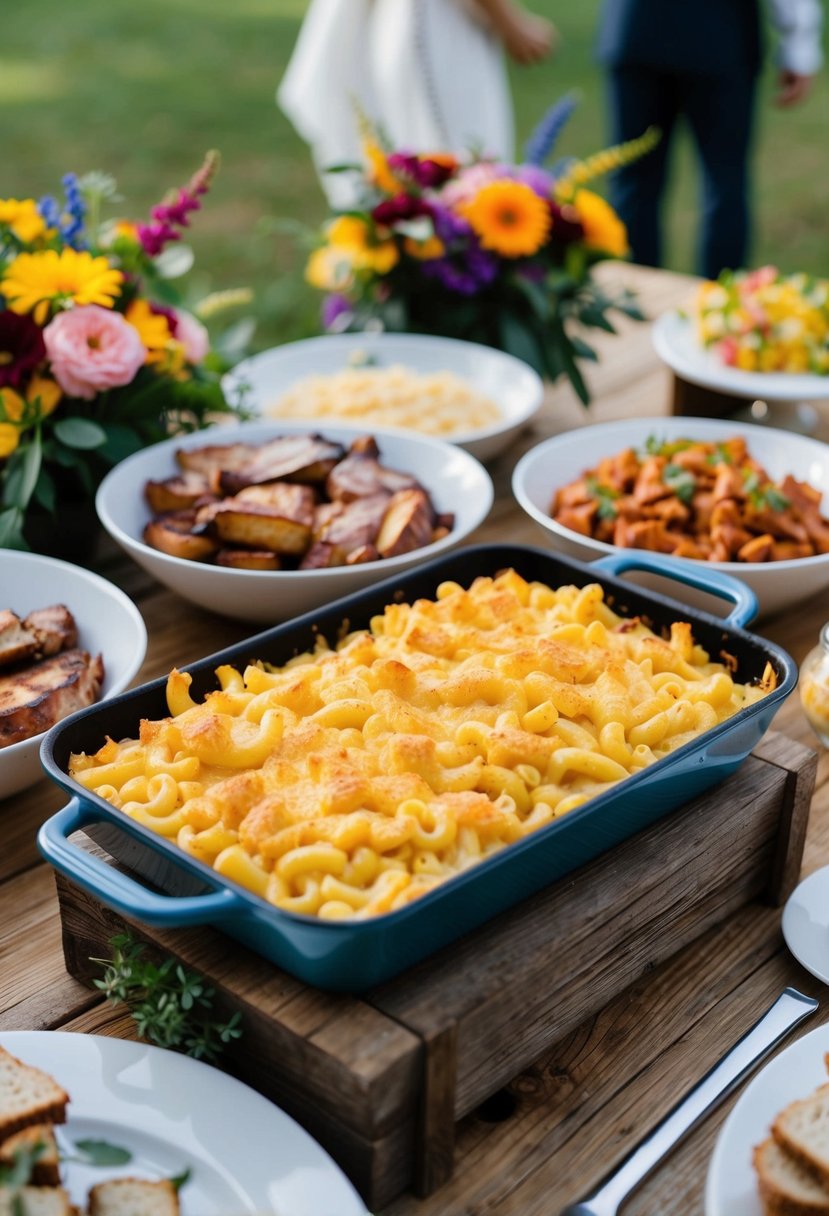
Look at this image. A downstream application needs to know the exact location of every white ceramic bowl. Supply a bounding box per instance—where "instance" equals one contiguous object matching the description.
[0,551,147,800]
[96,420,494,624]
[222,332,544,463]
[512,416,829,619]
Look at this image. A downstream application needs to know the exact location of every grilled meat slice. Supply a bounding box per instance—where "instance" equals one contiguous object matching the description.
[0,648,104,748]
[0,605,78,669]
[144,472,215,514]
[0,611,39,669]
[23,605,78,656]
[218,435,345,495]
[325,441,422,503]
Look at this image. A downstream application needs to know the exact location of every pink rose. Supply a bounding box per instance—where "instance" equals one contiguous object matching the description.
[173,309,210,364]
[43,305,146,400]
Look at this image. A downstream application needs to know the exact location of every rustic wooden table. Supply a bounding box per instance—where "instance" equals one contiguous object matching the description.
[3,263,829,1215]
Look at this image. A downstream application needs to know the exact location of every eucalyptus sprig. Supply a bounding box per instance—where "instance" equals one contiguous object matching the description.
[91,933,243,1063]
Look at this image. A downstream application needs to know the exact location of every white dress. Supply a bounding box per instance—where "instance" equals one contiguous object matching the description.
[278,0,514,207]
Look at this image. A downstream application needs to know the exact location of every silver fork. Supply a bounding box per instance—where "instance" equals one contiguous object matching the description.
[559,987,818,1216]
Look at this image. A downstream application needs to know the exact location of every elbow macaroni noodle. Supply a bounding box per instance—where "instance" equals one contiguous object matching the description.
[70,571,775,921]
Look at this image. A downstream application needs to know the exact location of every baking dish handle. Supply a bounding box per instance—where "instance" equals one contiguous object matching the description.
[37,799,246,926]
[594,551,758,629]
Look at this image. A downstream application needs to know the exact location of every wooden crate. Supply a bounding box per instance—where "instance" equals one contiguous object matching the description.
[55,732,815,1211]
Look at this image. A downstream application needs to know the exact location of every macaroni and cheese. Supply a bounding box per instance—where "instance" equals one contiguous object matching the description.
[69,571,775,921]
[268,365,501,436]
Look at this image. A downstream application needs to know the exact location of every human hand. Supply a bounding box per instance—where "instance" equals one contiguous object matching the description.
[492,3,557,65]
[774,68,813,106]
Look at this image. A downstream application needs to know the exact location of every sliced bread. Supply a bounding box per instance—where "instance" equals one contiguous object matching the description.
[0,1187,73,1216]
[0,1048,68,1142]
[773,1083,829,1187]
[754,1135,829,1215]
[0,1124,61,1186]
[87,1179,180,1216]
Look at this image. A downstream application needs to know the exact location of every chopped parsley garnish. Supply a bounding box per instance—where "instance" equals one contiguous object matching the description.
[742,468,791,512]
[662,463,696,504]
[705,443,734,466]
[585,475,620,521]
[643,435,693,459]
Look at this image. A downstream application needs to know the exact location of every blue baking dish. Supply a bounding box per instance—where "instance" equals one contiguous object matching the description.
[38,545,796,991]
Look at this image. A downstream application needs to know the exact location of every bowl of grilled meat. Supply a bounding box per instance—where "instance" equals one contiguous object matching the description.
[95,420,494,623]
[0,551,147,799]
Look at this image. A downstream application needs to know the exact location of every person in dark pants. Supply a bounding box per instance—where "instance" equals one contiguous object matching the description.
[597,0,823,278]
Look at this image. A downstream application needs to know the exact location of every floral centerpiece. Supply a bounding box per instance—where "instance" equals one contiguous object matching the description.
[695,266,829,374]
[0,154,249,550]
[304,98,658,404]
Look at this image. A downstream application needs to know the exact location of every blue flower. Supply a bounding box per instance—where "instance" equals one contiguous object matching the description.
[524,93,579,167]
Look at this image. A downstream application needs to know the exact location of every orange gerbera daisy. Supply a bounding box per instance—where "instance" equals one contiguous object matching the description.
[572,190,629,258]
[2,249,123,324]
[462,181,550,258]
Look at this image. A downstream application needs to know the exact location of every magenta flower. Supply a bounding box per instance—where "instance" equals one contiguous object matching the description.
[0,311,46,389]
[387,153,456,190]
[137,151,220,258]
[371,193,433,226]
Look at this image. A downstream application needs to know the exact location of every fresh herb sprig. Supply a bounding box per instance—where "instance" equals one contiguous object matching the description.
[742,469,792,512]
[662,463,696,505]
[585,475,620,520]
[92,933,243,1063]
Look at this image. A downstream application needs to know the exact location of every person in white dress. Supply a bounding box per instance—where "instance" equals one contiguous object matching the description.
[278,0,556,207]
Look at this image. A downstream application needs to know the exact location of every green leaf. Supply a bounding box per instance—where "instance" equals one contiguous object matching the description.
[11,431,42,511]
[99,423,145,464]
[0,507,28,550]
[663,463,696,505]
[53,418,107,450]
[169,1167,192,1191]
[764,487,791,512]
[32,467,56,513]
[569,336,599,362]
[73,1138,133,1167]
[497,312,546,376]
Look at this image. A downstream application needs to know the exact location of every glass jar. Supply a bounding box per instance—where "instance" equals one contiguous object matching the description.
[800,622,829,747]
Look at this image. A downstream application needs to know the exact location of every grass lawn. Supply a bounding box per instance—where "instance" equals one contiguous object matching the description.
[2,0,827,349]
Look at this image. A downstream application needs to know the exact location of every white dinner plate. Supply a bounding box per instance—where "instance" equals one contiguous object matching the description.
[705,1021,829,1215]
[0,1031,368,1215]
[652,310,829,402]
[782,865,829,985]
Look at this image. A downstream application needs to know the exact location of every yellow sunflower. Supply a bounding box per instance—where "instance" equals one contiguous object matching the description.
[572,190,629,258]
[0,199,49,245]
[2,249,124,325]
[126,298,173,358]
[0,375,61,457]
[313,215,399,279]
[462,181,550,258]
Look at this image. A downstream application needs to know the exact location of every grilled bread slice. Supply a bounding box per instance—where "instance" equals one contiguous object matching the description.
[0,1187,73,1215]
[0,1124,61,1186]
[87,1179,180,1215]
[0,1046,68,1142]
[772,1083,829,1189]
[0,649,104,748]
[754,1136,829,1214]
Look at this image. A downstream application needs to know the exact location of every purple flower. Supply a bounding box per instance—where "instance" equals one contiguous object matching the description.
[513,165,556,199]
[0,310,46,389]
[37,173,87,250]
[321,293,353,331]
